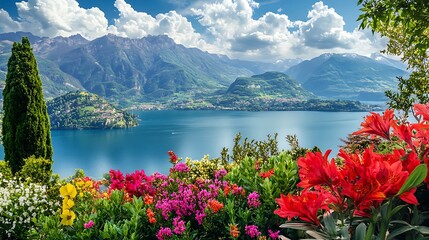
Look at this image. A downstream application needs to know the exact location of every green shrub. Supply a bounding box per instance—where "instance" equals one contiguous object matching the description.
[225,152,299,236]
[18,156,53,184]
[0,160,13,179]
[0,173,60,239]
[222,133,280,166]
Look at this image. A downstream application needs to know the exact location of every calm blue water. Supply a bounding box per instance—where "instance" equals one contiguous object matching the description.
[0,110,370,178]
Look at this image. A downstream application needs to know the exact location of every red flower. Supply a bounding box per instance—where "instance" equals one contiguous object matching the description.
[339,150,387,215]
[392,122,413,147]
[168,150,178,164]
[274,190,330,225]
[414,103,429,121]
[259,169,274,179]
[297,150,340,190]
[353,109,394,139]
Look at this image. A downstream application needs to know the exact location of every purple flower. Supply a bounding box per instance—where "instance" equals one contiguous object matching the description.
[156,227,173,240]
[195,210,206,225]
[268,229,280,239]
[247,191,261,208]
[245,225,261,238]
[83,220,94,229]
[173,163,190,173]
[215,169,227,179]
[173,216,186,235]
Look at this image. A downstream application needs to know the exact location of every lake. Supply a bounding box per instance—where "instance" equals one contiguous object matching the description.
[0,110,370,178]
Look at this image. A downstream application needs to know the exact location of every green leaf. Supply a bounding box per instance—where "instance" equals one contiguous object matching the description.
[306,230,329,239]
[279,222,316,231]
[355,223,367,240]
[323,213,337,236]
[397,164,428,196]
[387,226,416,240]
[416,226,429,235]
[390,204,407,218]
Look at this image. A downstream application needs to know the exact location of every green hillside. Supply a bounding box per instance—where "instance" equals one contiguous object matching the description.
[226,72,315,99]
[47,91,138,129]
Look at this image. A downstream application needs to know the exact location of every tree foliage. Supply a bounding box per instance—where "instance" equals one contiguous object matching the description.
[2,37,53,174]
[358,0,429,119]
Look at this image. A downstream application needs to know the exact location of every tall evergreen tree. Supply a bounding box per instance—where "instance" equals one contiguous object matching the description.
[2,37,53,174]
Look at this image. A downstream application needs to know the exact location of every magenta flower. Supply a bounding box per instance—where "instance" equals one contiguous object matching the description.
[83,220,94,229]
[268,229,280,239]
[173,216,186,235]
[173,163,190,173]
[245,225,261,238]
[215,169,227,179]
[156,227,173,240]
[195,210,206,225]
[247,191,261,208]
[109,169,125,190]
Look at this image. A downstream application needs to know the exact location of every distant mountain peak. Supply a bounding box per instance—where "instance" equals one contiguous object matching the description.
[286,52,410,101]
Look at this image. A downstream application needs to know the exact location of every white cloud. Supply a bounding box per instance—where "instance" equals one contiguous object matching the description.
[0,0,387,61]
[298,1,355,49]
[109,0,208,49]
[0,9,20,32]
[191,0,296,60]
[3,0,109,39]
[292,1,387,59]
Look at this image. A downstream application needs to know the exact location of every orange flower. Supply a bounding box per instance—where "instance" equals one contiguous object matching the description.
[229,224,240,238]
[147,208,156,224]
[207,199,224,213]
[224,185,231,195]
[144,195,154,205]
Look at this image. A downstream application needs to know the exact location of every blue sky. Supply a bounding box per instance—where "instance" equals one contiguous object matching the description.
[0,0,386,61]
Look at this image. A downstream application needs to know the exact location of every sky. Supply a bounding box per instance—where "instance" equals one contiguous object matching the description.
[0,0,387,62]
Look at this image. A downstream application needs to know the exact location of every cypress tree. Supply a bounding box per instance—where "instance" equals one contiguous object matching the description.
[2,37,53,174]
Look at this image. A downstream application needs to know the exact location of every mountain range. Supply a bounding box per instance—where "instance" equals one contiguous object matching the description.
[0,32,409,106]
[286,53,409,101]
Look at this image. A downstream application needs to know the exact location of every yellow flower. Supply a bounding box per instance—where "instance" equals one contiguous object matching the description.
[60,209,76,226]
[60,183,77,199]
[62,198,75,209]
[79,192,84,198]
[76,180,84,188]
[85,181,93,188]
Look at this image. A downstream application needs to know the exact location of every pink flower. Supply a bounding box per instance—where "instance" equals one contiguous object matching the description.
[109,169,125,190]
[215,169,227,179]
[245,225,261,238]
[268,229,280,239]
[173,163,190,173]
[84,220,94,229]
[156,227,172,240]
[247,191,261,208]
[173,216,186,235]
